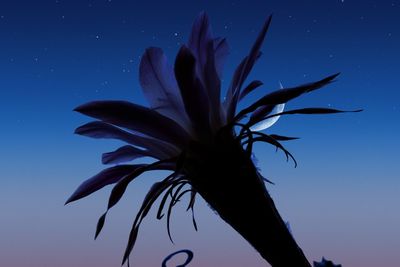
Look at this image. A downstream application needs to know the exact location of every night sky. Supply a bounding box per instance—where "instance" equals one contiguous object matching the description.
[1,1,399,267]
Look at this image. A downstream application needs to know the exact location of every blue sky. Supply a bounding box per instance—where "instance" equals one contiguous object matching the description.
[0,1,399,266]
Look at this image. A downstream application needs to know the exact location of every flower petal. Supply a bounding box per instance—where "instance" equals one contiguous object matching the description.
[75,121,178,158]
[235,73,340,120]
[268,134,299,141]
[122,174,179,265]
[188,12,222,130]
[65,165,145,204]
[250,103,285,131]
[204,40,222,129]
[139,47,190,129]
[174,46,212,136]
[213,37,229,78]
[239,80,264,101]
[225,15,272,122]
[102,145,152,165]
[188,11,213,77]
[258,107,362,123]
[74,101,190,148]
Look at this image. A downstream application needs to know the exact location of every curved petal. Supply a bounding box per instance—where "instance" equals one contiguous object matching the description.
[74,101,191,148]
[102,145,152,165]
[174,46,212,136]
[139,47,190,129]
[188,11,213,78]
[187,12,222,129]
[250,103,285,131]
[65,165,145,204]
[235,73,340,120]
[75,121,178,158]
[239,80,263,101]
[225,15,272,123]
[213,37,229,78]
[261,107,363,120]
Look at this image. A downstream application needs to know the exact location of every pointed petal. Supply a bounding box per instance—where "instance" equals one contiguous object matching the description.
[269,134,299,141]
[187,12,222,129]
[224,52,262,122]
[65,165,144,204]
[236,73,340,120]
[188,11,213,76]
[248,132,298,167]
[213,37,229,78]
[95,212,107,239]
[248,105,275,125]
[174,46,211,135]
[122,175,177,265]
[106,158,177,211]
[75,121,177,158]
[261,107,363,121]
[250,103,285,131]
[239,15,272,89]
[225,15,272,122]
[102,145,152,165]
[239,80,264,101]
[204,40,222,128]
[139,47,190,129]
[74,100,190,147]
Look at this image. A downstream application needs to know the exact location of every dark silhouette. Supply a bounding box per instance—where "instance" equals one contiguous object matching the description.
[313,257,342,267]
[66,12,358,266]
[162,249,193,267]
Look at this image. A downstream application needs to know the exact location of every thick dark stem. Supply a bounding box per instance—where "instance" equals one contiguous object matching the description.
[186,135,311,267]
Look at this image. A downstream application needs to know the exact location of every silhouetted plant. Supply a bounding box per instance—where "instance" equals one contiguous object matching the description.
[314,258,342,267]
[66,12,357,267]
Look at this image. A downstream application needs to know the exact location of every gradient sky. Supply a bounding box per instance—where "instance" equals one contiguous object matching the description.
[0,1,399,267]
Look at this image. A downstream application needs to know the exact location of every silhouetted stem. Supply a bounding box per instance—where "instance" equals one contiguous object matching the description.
[185,133,311,267]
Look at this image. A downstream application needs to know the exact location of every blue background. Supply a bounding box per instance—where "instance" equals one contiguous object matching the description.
[0,1,399,266]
